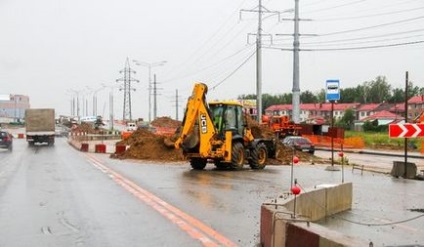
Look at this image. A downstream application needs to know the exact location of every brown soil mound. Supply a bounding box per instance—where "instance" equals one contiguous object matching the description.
[114,128,184,161]
[72,123,100,134]
[274,143,317,165]
[245,114,275,139]
[151,117,181,128]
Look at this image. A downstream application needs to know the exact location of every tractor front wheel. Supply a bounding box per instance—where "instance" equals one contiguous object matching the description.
[190,158,207,170]
[231,142,245,170]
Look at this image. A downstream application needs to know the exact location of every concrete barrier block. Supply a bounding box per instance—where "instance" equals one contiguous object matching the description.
[261,205,290,247]
[326,183,352,216]
[115,145,126,154]
[80,143,89,152]
[391,161,417,179]
[284,188,326,221]
[95,144,106,153]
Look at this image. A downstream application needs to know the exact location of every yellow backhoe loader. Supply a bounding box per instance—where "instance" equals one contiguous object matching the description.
[174,82,276,170]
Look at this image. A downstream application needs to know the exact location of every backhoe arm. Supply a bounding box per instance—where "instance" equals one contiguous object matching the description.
[174,83,216,153]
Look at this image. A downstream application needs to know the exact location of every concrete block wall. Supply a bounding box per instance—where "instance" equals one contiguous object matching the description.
[282,183,352,221]
[260,183,366,247]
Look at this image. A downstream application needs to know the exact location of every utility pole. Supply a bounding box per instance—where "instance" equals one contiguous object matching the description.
[292,0,300,123]
[279,0,314,123]
[153,74,157,120]
[152,74,162,120]
[132,60,167,122]
[241,0,280,123]
[256,0,263,123]
[404,71,409,176]
[116,57,139,121]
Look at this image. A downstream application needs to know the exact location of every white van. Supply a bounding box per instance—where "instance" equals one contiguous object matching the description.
[126,122,137,131]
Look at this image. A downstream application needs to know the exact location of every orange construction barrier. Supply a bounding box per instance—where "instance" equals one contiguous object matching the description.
[121,131,132,139]
[302,134,364,149]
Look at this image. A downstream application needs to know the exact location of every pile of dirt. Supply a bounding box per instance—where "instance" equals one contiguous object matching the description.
[72,123,99,134]
[151,117,181,128]
[113,128,184,161]
[245,114,275,139]
[273,143,319,165]
[245,114,319,165]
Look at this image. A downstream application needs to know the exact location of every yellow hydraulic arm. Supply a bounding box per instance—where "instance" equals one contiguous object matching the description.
[174,83,220,158]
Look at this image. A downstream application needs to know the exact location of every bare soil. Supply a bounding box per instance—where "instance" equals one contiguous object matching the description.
[151,117,181,128]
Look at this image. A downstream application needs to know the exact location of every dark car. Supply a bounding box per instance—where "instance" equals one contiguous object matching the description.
[282,136,314,154]
[0,130,13,151]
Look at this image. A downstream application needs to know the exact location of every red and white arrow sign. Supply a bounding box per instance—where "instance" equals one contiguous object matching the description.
[389,123,424,138]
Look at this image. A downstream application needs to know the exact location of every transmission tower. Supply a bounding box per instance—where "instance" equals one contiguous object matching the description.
[116,57,139,121]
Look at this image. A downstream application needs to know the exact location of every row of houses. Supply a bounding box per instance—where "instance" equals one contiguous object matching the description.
[265,96,424,125]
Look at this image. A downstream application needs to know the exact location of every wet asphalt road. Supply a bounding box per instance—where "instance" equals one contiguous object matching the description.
[1,138,424,246]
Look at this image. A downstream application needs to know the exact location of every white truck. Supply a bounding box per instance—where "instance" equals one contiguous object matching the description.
[25,108,55,146]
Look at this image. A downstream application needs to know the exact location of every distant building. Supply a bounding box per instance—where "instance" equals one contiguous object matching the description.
[407,96,424,120]
[0,94,30,121]
[265,103,359,122]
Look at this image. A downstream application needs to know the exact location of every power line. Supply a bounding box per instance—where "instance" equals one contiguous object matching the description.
[313,6,424,22]
[303,40,424,51]
[211,50,256,90]
[161,44,254,83]
[317,15,424,37]
[300,28,424,45]
[163,0,255,81]
[302,0,367,14]
[201,45,256,83]
[302,34,424,47]
[267,40,424,51]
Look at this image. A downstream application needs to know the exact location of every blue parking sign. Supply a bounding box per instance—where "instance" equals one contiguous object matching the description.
[326,80,340,101]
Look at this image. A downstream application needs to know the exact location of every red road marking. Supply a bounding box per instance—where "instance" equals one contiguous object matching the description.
[86,154,238,247]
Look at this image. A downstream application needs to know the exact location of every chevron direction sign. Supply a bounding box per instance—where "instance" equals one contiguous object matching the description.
[389,123,424,138]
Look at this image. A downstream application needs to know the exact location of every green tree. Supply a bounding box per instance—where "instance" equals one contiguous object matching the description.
[316,89,326,102]
[368,76,391,103]
[336,108,355,130]
[300,90,317,103]
[339,88,358,103]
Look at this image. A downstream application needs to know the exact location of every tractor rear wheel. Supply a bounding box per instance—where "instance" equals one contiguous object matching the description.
[249,142,267,169]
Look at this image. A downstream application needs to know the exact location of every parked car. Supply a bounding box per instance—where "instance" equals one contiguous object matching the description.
[0,130,13,151]
[282,136,315,154]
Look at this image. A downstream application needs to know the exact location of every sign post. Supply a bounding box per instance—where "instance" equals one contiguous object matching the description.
[326,79,340,171]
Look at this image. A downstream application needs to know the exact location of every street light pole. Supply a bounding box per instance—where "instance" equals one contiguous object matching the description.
[132,60,166,122]
[68,89,82,118]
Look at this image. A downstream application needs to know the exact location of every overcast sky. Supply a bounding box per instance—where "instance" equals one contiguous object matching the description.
[1,0,423,120]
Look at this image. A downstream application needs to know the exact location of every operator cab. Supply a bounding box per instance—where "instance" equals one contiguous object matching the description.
[209,101,245,137]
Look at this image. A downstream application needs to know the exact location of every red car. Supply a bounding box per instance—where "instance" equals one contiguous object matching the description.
[0,130,13,151]
[282,136,315,154]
